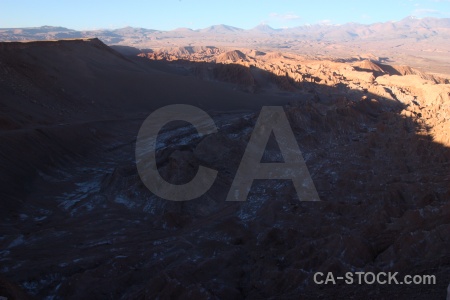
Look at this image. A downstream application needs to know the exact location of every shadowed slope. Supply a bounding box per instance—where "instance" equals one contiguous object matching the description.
[0,39,288,215]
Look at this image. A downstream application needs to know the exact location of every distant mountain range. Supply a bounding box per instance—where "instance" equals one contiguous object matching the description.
[2,17,450,74]
[1,17,450,45]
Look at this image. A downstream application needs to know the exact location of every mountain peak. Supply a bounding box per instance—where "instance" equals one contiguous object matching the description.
[200,24,243,33]
[251,24,279,32]
[38,25,74,32]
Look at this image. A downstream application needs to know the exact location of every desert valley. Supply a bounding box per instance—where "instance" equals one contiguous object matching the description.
[0,17,450,299]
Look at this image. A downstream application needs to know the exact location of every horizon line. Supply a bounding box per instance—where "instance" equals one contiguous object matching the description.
[1,15,448,32]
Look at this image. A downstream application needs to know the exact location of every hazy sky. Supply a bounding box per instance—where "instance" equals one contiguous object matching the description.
[1,0,450,30]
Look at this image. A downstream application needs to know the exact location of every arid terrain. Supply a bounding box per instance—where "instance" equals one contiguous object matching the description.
[1,17,450,75]
[0,23,450,300]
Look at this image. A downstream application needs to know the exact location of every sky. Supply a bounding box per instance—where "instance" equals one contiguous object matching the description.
[1,0,450,30]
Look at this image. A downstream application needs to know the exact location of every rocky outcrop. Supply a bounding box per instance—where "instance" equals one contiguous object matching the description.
[143,47,450,148]
[215,50,247,63]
